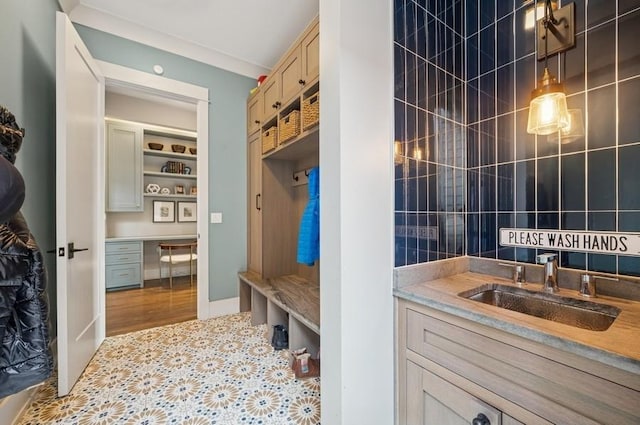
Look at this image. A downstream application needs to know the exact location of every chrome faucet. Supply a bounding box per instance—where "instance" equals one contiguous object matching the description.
[513,264,526,285]
[580,274,597,297]
[536,253,559,293]
[580,273,619,298]
[499,263,526,286]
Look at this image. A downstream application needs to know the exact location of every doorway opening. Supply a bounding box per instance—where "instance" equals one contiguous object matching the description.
[98,62,210,337]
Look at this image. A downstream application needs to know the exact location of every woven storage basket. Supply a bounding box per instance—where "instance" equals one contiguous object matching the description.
[279,110,301,144]
[262,126,277,154]
[302,92,320,130]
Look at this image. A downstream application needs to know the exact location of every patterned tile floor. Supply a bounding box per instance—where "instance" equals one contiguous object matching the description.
[18,313,320,424]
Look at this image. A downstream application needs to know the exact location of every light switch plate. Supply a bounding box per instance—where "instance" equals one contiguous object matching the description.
[210,212,223,224]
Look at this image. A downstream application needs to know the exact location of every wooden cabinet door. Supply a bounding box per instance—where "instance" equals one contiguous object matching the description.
[262,78,279,120]
[301,22,319,84]
[247,91,263,135]
[279,46,302,104]
[106,122,143,211]
[406,360,502,425]
[248,134,262,274]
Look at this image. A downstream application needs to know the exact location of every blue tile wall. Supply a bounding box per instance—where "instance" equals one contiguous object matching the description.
[395,0,465,266]
[395,0,640,277]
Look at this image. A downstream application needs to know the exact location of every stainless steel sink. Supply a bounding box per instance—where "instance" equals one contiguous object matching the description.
[458,284,620,331]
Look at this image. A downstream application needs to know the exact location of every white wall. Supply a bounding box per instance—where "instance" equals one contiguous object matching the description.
[319,0,395,423]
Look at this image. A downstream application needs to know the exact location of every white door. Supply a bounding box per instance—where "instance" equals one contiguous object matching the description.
[55,12,105,396]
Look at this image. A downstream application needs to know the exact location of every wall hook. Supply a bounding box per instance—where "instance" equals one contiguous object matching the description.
[292,169,310,187]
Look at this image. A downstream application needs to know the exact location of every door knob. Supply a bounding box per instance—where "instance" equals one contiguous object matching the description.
[68,242,89,259]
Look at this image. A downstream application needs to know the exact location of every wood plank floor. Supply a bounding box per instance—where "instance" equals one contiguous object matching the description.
[106,277,197,336]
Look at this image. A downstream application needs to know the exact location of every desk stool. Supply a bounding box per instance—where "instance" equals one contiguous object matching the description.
[158,241,197,288]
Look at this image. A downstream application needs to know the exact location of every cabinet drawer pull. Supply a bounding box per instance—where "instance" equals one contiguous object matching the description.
[272,103,278,109]
[299,79,306,85]
[256,194,261,211]
[118,273,129,277]
[472,413,490,425]
[254,120,260,124]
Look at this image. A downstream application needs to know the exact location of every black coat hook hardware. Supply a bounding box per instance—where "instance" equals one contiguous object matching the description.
[293,172,299,182]
[304,169,310,177]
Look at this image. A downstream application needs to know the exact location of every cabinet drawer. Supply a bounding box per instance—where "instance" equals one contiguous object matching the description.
[106,263,142,289]
[106,241,142,254]
[106,252,142,265]
[420,362,501,425]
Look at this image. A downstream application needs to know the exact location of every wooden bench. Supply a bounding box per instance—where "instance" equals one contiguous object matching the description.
[239,271,320,357]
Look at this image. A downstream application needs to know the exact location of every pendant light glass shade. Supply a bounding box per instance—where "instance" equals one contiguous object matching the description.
[547,109,584,144]
[527,68,570,135]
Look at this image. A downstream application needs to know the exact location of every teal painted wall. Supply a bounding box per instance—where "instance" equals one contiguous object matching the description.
[0,0,59,333]
[75,25,256,301]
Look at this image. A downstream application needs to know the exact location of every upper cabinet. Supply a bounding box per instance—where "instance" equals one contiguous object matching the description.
[252,17,319,127]
[106,122,143,212]
[301,22,319,85]
[262,77,280,120]
[279,46,302,105]
[247,91,263,135]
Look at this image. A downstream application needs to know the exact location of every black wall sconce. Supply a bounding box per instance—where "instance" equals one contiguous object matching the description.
[527,1,576,136]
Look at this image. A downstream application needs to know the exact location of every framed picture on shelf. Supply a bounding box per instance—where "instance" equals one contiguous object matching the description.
[190,186,197,195]
[177,202,197,222]
[153,201,175,223]
[175,185,185,195]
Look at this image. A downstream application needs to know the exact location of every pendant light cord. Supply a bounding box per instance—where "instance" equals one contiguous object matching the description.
[543,0,549,70]
[543,0,560,71]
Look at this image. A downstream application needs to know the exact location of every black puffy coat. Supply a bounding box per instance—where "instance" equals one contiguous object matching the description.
[0,158,52,398]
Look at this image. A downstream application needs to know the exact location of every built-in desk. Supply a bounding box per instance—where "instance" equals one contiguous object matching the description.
[106,234,197,242]
[106,235,197,290]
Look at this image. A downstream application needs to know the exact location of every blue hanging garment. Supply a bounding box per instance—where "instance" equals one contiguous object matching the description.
[297,167,319,266]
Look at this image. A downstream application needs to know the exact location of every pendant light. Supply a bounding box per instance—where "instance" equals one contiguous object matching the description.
[526,0,575,135]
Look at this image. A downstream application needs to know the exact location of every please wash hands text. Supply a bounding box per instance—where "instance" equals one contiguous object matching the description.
[499,229,640,257]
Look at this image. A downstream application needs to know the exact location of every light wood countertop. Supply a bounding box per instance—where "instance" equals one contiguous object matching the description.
[394,272,640,375]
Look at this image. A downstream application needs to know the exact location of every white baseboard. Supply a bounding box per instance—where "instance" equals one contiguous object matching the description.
[208,297,239,318]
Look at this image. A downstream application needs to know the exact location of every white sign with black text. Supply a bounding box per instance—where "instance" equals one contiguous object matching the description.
[499,228,640,257]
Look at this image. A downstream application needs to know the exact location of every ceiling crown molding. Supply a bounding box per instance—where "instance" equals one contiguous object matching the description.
[68,5,270,78]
